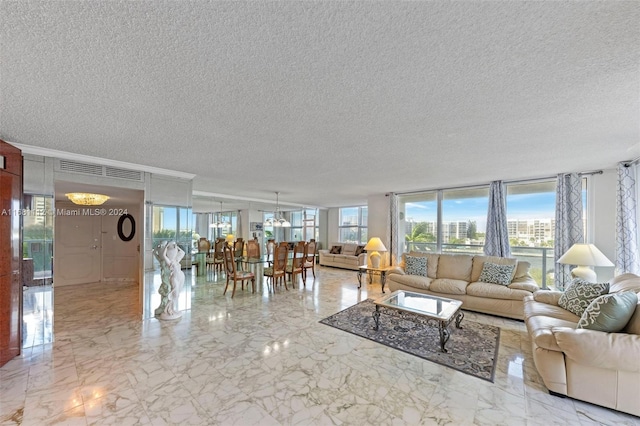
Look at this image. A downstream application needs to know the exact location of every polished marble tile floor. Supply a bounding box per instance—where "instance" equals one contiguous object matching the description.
[1,266,639,425]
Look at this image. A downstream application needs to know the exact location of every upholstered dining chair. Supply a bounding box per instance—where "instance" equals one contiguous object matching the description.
[286,241,305,286]
[222,245,255,297]
[264,243,288,291]
[234,238,244,258]
[301,240,317,282]
[207,238,225,273]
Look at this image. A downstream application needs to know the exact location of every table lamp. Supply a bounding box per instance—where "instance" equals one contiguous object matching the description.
[225,234,235,247]
[364,237,387,269]
[557,243,614,282]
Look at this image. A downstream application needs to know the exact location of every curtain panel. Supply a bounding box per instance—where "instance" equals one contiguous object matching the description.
[389,193,399,266]
[616,162,639,274]
[484,181,511,257]
[554,173,584,290]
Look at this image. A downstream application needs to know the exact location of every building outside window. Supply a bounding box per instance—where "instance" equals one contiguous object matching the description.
[339,206,368,244]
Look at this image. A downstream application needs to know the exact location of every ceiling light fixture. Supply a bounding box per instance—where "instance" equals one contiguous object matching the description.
[210,200,230,228]
[65,192,110,206]
[264,192,290,227]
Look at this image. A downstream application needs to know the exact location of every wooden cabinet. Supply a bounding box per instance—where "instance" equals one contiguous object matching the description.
[0,140,22,367]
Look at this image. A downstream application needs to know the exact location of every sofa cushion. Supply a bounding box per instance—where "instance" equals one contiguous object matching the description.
[467,282,533,301]
[430,278,469,295]
[471,255,517,282]
[508,279,540,293]
[387,273,432,290]
[405,255,427,276]
[436,254,473,281]
[558,278,610,317]
[524,297,581,322]
[526,315,579,352]
[342,244,358,256]
[329,245,342,254]
[609,273,640,293]
[354,245,365,256]
[513,260,532,279]
[406,252,439,278]
[577,291,638,332]
[478,262,516,286]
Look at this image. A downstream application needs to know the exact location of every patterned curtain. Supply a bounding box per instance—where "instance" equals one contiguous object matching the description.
[616,162,639,274]
[389,193,399,266]
[554,173,584,290]
[484,181,511,257]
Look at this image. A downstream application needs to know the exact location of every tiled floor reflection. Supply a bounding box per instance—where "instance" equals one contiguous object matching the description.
[3,267,640,425]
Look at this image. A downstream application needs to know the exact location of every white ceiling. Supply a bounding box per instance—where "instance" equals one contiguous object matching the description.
[1,1,639,209]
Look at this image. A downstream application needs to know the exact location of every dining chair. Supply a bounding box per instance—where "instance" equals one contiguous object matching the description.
[207,238,224,273]
[264,243,288,291]
[286,241,305,286]
[234,238,244,258]
[301,240,317,282]
[222,245,255,297]
[243,238,261,271]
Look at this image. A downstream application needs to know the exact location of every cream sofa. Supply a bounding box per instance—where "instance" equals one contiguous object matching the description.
[523,273,640,416]
[387,252,539,320]
[318,242,367,270]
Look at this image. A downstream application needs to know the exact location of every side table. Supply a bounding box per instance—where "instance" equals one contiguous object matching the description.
[357,265,392,293]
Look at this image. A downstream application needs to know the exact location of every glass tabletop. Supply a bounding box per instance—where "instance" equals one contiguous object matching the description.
[374,290,462,321]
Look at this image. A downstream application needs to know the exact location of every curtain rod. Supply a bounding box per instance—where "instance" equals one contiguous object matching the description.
[397,170,603,196]
[623,156,640,167]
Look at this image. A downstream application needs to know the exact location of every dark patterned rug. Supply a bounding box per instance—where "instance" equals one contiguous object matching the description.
[319,299,500,382]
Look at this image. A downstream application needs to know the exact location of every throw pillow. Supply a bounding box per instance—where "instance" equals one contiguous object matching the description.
[558,278,610,317]
[478,262,516,286]
[354,245,365,256]
[405,255,427,276]
[329,245,342,254]
[577,291,638,332]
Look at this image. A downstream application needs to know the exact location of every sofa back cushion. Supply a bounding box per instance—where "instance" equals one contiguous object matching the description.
[471,255,517,283]
[436,254,473,281]
[404,252,439,279]
[342,243,358,256]
[609,273,640,293]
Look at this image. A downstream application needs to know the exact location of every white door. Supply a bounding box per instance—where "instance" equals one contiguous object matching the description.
[54,212,102,286]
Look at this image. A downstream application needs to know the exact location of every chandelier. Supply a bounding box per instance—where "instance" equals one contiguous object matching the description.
[264,191,290,227]
[210,201,230,228]
[65,192,110,206]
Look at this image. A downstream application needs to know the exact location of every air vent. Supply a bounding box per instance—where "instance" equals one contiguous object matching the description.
[105,167,142,181]
[56,160,144,181]
[59,160,103,175]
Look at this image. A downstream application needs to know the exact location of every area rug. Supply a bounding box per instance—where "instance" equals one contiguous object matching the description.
[319,299,500,382]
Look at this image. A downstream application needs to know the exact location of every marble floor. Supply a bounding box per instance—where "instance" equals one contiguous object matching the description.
[1,266,639,425]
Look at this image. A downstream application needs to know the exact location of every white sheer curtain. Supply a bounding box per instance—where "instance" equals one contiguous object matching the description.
[616,162,639,274]
[484,181,511,257]
[389,193,399,266]
[554,173,584,290]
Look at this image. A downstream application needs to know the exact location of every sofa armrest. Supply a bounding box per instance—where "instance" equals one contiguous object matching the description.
[357,253,368,265]
[533,290,563,306]
[387,266,405,276]
[552,327,640,372]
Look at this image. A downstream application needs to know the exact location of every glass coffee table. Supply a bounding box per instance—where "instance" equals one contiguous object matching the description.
[373,290,464,353]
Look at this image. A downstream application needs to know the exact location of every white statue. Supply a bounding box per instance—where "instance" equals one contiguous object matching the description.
[159,241,185,320]
[153,241,170,317]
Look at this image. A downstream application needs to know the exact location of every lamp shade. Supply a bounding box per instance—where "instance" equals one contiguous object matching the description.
[364,237,387,253]
[557,244,614,267]
[225,234,235,244]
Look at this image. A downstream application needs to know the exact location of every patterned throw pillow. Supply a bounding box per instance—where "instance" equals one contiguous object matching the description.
[577,291,638,332]
[558,278,610,317]
[354,245,365,256]
[405,255,427,276]
[329,245,342,254]
[478,262,516,286]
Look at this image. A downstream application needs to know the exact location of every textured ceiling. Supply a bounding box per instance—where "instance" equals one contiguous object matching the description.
[1,1,639,209]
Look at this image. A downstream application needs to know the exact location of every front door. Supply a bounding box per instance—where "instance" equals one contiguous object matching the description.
[54,212,101,286]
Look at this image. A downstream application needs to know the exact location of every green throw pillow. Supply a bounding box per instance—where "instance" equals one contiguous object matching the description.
[577,291,638,332]
[478,262,516,286]
[405,255,427,276]
[558,278,610,317]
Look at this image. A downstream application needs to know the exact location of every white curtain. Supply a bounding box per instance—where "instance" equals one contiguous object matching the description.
[389,193,399,266]
[484,181,511,257]
[554,173,584,290]
[616,162,639,274]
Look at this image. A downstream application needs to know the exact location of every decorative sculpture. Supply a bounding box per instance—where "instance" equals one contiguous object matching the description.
[153,241,185,320]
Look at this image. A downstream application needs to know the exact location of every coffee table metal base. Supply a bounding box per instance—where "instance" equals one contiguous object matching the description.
[372,305,464,353]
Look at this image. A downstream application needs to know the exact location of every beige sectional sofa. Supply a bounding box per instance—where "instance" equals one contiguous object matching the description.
[387,252,539,320]
[318,242,367,270]
[523,273,640,416]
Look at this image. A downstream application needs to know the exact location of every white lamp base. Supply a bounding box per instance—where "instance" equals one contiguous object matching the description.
[370,251,381,269]
[571,266,597,283]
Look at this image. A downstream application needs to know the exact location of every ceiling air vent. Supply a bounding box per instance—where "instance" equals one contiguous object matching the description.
[59,160,103,175]
[105,167,142,181]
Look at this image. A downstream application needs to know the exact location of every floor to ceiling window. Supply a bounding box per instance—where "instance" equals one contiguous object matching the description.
[338,206,368,244]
